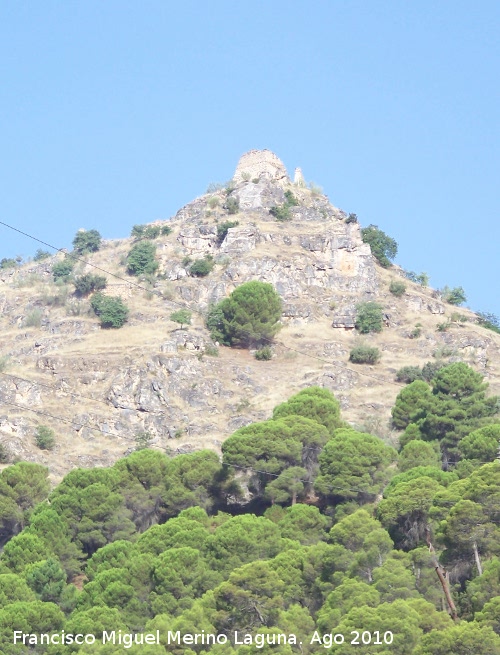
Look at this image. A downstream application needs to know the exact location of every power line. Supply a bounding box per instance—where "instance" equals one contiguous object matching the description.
[0,397,368,495]
[0,399,135,443]
[0,218,408,390]
[5,366,498,471]
[1,367,392,460]
[0,398,391,496]
[2,396,499,501]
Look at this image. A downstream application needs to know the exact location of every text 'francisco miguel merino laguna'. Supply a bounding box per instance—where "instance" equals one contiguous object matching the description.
[13,630,299,649]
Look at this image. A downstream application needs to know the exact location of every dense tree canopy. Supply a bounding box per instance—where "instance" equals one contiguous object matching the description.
[272,386,343,435]
[0,463,50,547]
[315,429,397,504]
[0,382,499,653]
[392,363,498,463]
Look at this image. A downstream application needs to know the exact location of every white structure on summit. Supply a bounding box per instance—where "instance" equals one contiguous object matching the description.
[233,149,289,183]
[294,167,305,186]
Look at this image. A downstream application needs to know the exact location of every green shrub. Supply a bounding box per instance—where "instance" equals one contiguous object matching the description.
[142,225,160,239]
[182,256,193,267]
[395,366,423,383]
[204,344,219,357]
[126,241,158,276]
[284,190,299,206]
[437,320,451,332]
[269,190,300,222]
[73,274,107,296]
[35,425,55,450]
[255,346,272,361]
[140,225,159,239]
[206,281,282,347]
[308,182,323,196]
[23,309,43,328]
[208,197,220,209]
[52,258,74,282]
[404,270,429,286]
[72,229,102,255]
[361,225,398,268]
[440,285,467,306]
[0,443,9,462]
[223,196,239,215]
[476,311,500,334]
[33,249,51,261]
[206,303,225,343]
[90,292,129,328]
[224,180,236,195]
[269,204,291,221]
[421,361,445,382]
[433,345,456,358]
[0,355,10,372]
[396,362,444,384]
[131,224,146,238]
[389,280,406,297]
[65,300,89,316]
[170,309,192,328]
[131,224,164,240]
[42,286,69,307]
[206,182,225,193]
[0,258,18,270]
[345,213,358,224]
[409,325,422,339]
[217,220,239,245]
[349,344,381,364]
[355,301,384,333]
[13,273,43,289]
[189,256,214,277]
[161,225,172,236]
[135,431,153,450]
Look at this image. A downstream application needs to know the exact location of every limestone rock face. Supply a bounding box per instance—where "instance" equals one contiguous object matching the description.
[177,225,218,252]
[405,294,445,315]
[233,149,289,184]
[220,224,261,255]
[234,179,285,211]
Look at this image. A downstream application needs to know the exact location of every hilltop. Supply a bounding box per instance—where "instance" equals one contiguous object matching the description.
[1,149,499,481]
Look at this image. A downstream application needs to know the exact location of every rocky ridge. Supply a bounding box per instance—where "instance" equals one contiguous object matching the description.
[0,150,499,481]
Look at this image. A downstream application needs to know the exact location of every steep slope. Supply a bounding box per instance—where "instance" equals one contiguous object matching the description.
[1,150,499,481]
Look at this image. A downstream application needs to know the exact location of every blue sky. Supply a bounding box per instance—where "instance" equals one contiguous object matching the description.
[1,1,499,316]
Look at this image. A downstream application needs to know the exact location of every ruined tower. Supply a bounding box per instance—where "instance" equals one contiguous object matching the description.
[233,149,289,184]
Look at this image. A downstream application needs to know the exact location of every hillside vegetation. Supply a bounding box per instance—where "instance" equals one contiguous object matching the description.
[1,374,500,653]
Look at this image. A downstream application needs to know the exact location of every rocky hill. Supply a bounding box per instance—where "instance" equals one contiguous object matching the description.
[1,149,499,482]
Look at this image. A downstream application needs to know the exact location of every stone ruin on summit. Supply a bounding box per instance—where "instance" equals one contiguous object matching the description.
[233,149,290,183]
[233,149,306,187]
